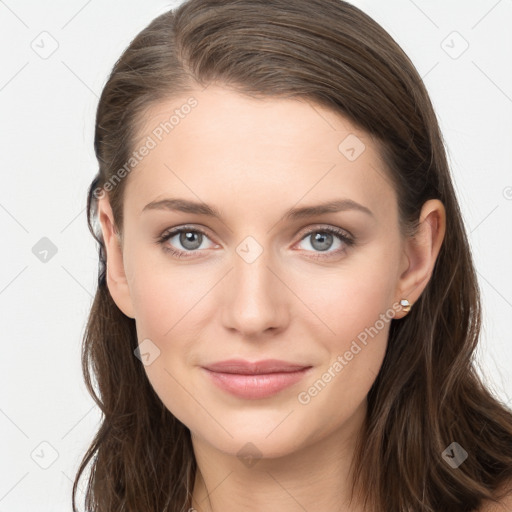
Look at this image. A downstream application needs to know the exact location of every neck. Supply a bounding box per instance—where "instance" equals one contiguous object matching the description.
[189,401,368,512]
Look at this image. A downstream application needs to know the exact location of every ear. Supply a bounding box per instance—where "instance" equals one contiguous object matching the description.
[394,199,446,318]
[97,195,135,319]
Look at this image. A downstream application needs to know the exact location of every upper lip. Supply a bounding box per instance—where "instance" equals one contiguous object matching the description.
[203,359,311,375]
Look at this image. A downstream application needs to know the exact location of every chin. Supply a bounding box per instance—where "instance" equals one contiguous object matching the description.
[188,411,315,460]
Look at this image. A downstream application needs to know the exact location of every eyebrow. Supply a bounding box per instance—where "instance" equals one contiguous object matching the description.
[142,198,374,220]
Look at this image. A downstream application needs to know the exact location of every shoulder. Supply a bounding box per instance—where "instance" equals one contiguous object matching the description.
[477,480,512,512]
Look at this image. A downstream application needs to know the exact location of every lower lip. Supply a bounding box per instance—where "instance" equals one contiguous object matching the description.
[202,367,312,399]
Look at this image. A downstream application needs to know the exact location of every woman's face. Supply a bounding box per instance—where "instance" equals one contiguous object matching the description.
[101,86,416,460]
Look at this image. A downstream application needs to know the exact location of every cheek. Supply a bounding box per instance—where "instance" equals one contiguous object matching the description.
[289,255,397,420]
[129,269,203,427]
[127,251,214,425]
[127,247,209,338]
[298,255,398,348]
[290,271,394,433]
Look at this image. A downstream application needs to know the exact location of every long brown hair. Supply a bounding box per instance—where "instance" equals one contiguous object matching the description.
[74,1,512,510]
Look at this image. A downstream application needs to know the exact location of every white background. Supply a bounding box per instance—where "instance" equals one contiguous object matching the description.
[1,0,511,510]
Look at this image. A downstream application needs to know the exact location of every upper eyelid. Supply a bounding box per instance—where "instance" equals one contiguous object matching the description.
[296,224,353,240]
[159,225,210,238]
[160,225,218,247]
[160,224,214,239]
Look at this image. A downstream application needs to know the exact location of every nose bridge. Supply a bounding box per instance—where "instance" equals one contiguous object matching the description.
[220,235,288,336]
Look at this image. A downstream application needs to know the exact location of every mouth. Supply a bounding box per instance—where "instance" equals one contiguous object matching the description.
[201,359,313,399]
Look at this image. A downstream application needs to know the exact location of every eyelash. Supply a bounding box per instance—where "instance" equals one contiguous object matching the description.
[155,225,355,260]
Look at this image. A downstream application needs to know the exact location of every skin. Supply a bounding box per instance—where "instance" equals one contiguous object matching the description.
[98,85,446,511]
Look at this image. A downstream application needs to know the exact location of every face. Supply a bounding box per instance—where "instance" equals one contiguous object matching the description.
[100,85,420,460]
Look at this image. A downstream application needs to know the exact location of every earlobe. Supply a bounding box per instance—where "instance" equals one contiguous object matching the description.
[395,199,446,317]
[97,195,135,319]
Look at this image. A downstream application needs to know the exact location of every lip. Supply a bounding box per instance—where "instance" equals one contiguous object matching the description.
[201,359,312,399]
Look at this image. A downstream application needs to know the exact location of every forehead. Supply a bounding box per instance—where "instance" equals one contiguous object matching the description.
[124,86,397,222]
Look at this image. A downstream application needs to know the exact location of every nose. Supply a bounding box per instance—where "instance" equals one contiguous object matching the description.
[220,244,290,339]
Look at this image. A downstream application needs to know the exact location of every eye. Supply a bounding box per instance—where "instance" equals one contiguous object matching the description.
[156,226,217,258]
[295,226,354,259]
[155,224,355,260]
